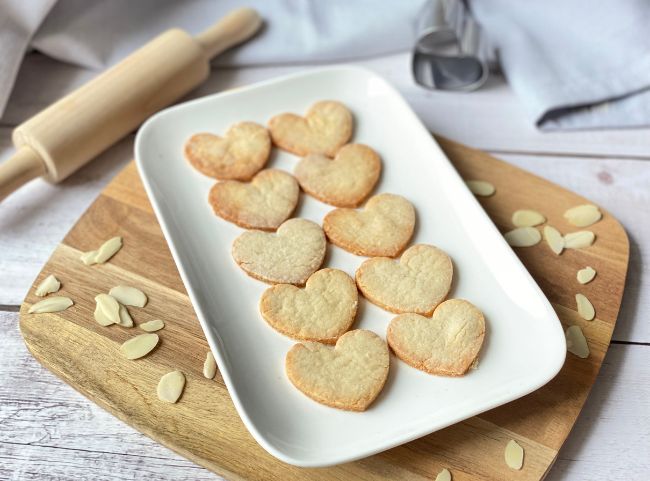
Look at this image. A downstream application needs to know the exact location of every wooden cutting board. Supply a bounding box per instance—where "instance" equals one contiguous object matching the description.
[20,137,628,481]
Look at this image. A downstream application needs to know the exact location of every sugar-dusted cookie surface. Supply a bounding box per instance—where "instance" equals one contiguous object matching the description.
[268,100,353,157]
[185,122,270,180]
[285,329,389,411]
[294,143,381,207]
[209,169,299,231]
[260,268,358,343]
[232,218,326,285]
[387,299,485,376]
[324,193,415,257]
[356,244,452,315]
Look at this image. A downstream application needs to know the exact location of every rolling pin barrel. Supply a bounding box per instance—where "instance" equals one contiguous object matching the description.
[0,8,261,201]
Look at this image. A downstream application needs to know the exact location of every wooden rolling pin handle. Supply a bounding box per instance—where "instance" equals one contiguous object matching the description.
[0,147,46,202]
[196,7,263,59]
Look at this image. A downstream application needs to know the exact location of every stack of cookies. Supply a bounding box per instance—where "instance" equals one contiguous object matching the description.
[184,100,486,412]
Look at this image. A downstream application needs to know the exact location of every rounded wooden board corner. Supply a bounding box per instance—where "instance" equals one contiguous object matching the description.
[19,137,629,481]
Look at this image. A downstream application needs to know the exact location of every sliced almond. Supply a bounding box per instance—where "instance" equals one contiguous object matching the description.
[95,294,120,325]
[80,250,98,265]
[109,285,147,307]
[35,274,61,297]
[576,293,595,321]
[504,439,524,470]
[435,468,452,481]
[543,225,564,255]
[203,351,217,379]
[465,180,495,197]
[157,370,186,403]
[564,204,602,227]
[28,296,73,314]
[565,325,590,358]
[117,304,134,327]
[564,231,595,249]
[512,209,545,227]
[504,227,541,247]
[140,319,165,332]
[120,333,159,360]
[577,266,596,284]
[94,302,115,326]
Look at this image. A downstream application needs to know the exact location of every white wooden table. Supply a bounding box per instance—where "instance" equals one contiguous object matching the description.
[1,52,649,481]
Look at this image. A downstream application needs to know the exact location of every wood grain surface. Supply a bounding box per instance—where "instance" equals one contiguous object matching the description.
[18,137,629,481]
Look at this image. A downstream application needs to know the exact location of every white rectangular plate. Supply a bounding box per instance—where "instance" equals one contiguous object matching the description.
[135,67,566,468]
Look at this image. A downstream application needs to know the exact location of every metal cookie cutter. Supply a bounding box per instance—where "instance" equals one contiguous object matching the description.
[412,0,490,91]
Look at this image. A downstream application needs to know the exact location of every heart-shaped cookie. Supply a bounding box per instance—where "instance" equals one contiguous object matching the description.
[294,143,381,207]
[232,218,326,285]
[324,193,415,257]
[185,122,270,180]
[268,100,353,157]
[260,268,358,343]
[356,244,453,315]
[285,329,389,411]
[209,169,299,231]
[387,299,485,376]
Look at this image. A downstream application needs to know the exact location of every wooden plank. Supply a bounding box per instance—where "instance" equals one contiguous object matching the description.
[15,139,628,481]
[2,312,648,481]
[4,53,650,158]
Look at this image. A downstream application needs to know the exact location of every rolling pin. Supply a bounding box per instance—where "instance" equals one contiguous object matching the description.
[0,7,262,202]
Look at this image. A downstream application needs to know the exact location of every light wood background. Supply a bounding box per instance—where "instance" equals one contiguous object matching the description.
[1,52,649,480]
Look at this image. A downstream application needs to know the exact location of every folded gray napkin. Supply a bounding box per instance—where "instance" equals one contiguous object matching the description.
[470,0,650,130]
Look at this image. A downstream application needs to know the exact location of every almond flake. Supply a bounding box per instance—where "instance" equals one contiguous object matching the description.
[565,325,590,358]
[576,293,595,321]
[139,319,164,332]
[35,274,61,297]
[577,266,596,284]
[435,468,452,481]
[80,250,98,265]
[157,370,186,403]
[543,225,564,255]
[120,333,159,360]
[564,204,602,227]
[564,231,595,249]
[28,296,73,314]
[109,286,147,307]
[117,304,134,327]
[203,351,217,379]
[512,209,545,227]
[505,439,524,470]
[95,294,120,325]
[504,227,541,247]
[465,180,495,197]
[81,237,122,265]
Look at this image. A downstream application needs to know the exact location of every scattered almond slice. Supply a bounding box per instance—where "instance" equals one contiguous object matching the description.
[577,266,597,284]
[120,333,159,360]
[505,439,524,470]
[35,274,61,297]
[140,319,164,332]
[512,209,545,227]
[203,351,217,379]
[504,227,541,247]
[81,236,123,265]
[564,204,602,227]
[117,304,134,327]
[94,303,114,326]
[109,286,148,307]
[435,468,452,481]
[157,370,186,403]
[565,325,590,358]
[465,180,495,197]
[576,293,595,321]
[28,296,73,314]
[564,231,595,249]
[543,225,564,255]
[95,294,120,325]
